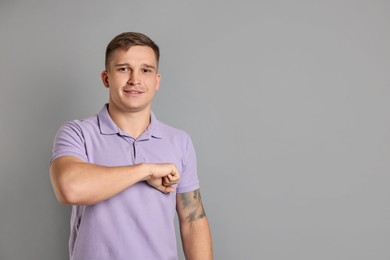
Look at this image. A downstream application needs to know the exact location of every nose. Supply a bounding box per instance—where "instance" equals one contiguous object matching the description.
[127,70,140,85]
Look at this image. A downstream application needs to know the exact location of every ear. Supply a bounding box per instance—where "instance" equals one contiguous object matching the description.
[155,73,161,91]
[101,70,109,88]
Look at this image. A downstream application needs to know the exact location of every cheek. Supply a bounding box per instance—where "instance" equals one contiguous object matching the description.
[110,76,127,86]
[147,78,160,90]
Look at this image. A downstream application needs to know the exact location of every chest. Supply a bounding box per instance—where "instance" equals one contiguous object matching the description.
[83,133,184,173]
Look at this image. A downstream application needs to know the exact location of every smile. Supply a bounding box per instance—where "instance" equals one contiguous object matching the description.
[123,89,144,97]
[124,89,143,93]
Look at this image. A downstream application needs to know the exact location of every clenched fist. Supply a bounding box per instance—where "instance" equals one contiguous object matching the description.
[142,163,180,193]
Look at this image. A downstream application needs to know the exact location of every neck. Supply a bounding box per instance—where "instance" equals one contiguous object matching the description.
[107,105,151,139]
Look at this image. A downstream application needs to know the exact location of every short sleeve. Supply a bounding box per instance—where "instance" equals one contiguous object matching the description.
[50,121,88,164]
[176,135,200,193]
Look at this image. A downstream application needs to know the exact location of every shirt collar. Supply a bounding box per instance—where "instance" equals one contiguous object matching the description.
[97,104,163,139]
[145,111,163,139]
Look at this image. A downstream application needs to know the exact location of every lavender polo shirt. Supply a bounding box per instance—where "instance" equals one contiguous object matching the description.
[51,104,199,260]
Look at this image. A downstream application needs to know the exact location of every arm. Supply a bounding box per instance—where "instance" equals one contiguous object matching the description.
[50,155,179,205]
[176,189,213,260]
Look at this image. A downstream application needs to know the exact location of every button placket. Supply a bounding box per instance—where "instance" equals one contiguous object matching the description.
[132,140,142,164]
[120,135,136,164]
[134,139,149,164]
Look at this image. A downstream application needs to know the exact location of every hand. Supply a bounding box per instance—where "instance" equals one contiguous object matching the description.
[144,163,180,193]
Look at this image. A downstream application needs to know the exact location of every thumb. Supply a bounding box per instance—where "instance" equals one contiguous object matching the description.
[163,186,176,193]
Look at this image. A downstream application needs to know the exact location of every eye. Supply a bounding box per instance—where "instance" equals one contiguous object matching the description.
[118,67,130,72]
[142,68,152,73]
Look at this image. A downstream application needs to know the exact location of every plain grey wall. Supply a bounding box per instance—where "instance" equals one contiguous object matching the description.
[1,0,389,259]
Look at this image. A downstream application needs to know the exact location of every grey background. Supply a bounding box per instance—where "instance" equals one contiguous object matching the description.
[1,0,389,259]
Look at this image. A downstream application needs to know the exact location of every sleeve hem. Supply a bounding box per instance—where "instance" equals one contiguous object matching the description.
[50,151,88,165]
[176,183,200,194]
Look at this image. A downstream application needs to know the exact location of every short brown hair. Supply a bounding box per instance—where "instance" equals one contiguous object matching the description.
[105,32,160,69]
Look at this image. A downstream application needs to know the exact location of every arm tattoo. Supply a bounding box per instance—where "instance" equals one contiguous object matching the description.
[179,189,206,222]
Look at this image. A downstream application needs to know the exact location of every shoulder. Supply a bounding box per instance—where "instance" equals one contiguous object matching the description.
[56,114,99,137]
[158,120,189,137]
[154,119,192,145]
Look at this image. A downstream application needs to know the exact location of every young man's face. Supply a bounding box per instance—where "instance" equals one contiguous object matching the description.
[102,45,160,114]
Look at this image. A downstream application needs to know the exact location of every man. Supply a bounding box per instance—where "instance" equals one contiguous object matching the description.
[50,32,213,260]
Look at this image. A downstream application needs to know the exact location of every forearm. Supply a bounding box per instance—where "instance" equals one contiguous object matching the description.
[50,156,150,205]
[177,189,213,259]
[180,218,213,260]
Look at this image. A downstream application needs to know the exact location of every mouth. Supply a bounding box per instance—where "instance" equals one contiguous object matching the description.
[123,89,144,96]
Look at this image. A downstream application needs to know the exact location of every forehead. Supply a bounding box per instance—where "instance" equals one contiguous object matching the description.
[109,46,157,66]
